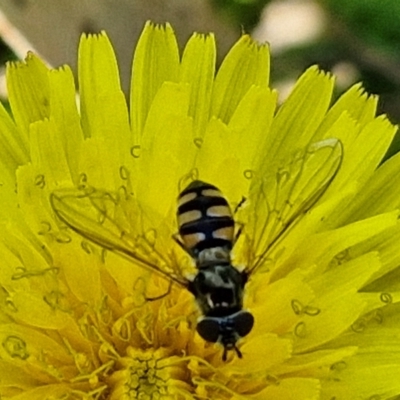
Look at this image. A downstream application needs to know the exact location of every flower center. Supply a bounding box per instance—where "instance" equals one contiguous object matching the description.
[109,347,189,399]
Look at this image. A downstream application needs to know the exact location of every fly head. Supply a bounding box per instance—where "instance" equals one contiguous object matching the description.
[196,310,254,361]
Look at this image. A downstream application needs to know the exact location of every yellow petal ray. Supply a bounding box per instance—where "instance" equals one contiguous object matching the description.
[136,82,194,218]
[322,345,400,399]
[312,112,359,213]
[0,240,58,312]
[310,252,381,296]
[261,67,334,171]
[0,220,54,290]
[229,334,292,373]
[358,291,400,316]
[78,138,117,191]
[30,118,72,186]
[250,378,320,400]
[328,313,400,350]
[4,385,71,400]
[79,92,131,189]
[102,250,151,300]
[228,86,277,184]
[6,53,50,135]
[293,253,380,353]
[0,360,41,389]
[195,113,269,204]
[130,22,180,139]
[350,223,400,289]
[194,118,239,199]
[249,270,315,336]
[316,83,378,137]
[211,35,269,123]
[283,210,398,274]
[206,86,277,201]
[0,240,28,291]
[180,32,216,137]
[294,290,363,355]
[325,116,396,195]
[0,164,20,221]
[15,164,61,243]
[78,31,122,138]
[254,182,359,281]
[48,67,84,181]
[273,346,357,376]
[0,102,29,172]
[9,291,74,330]
[0,324,72,364]
[52,239,102,306]
[340,151,400,222]
[318,111,358,165]
[88,92,130,165]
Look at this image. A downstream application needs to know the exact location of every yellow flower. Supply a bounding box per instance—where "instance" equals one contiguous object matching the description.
[0,21,400,399]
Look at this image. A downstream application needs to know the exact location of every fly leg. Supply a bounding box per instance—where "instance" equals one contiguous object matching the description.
[233,196,246,244]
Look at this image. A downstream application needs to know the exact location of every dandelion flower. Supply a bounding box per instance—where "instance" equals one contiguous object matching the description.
[0,21,400,399]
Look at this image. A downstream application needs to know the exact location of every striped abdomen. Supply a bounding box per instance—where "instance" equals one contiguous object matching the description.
[177,180,234,262]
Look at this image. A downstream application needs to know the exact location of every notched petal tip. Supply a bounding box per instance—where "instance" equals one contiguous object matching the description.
[238,33,269,51]
[6,51,47,71]
[192,32,215,41]
[302,65,333,81]
[78,31,112,53]
[144,20,174,33]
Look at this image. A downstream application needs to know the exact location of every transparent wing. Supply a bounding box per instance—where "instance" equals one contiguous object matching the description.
[240,138,343,275]
[50,186,189,287]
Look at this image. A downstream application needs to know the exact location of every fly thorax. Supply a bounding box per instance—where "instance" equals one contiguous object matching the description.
[190,264,245,316]
[196,247,230,267]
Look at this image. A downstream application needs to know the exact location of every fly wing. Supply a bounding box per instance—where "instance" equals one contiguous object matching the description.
[50,186,189,287]
[241,138,343,275]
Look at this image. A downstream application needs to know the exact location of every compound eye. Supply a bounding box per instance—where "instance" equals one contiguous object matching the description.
[197,317,220,343]
[232,311,254,338]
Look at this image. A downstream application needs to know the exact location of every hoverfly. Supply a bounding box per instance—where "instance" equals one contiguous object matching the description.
[50,138,342,361]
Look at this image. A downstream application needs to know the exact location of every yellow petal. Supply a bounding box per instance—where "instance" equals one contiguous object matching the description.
[52,239,102,306]
[341,150,400,222]
[212,35,269,123]
[262,67,334,169]
[136,82,194,218]
[0,102,28,172]
[327,116,396,194]
[48,67,83,181]
[317,83,378,136]
[180,32,216,137]
[294,253,381,352]
[285,210,398,273]
[30,118,72,185]
[250,377,320,400]
[6,53,50,134]
[4,385,71,400]
[249,270,315,336]
[229,334,292,373]
[78,31,122,138]
[0,323,71,363]
[130,22,180,139]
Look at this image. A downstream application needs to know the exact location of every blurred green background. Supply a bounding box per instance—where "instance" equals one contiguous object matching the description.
[211,0,400,157]
[0,0,399,156]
